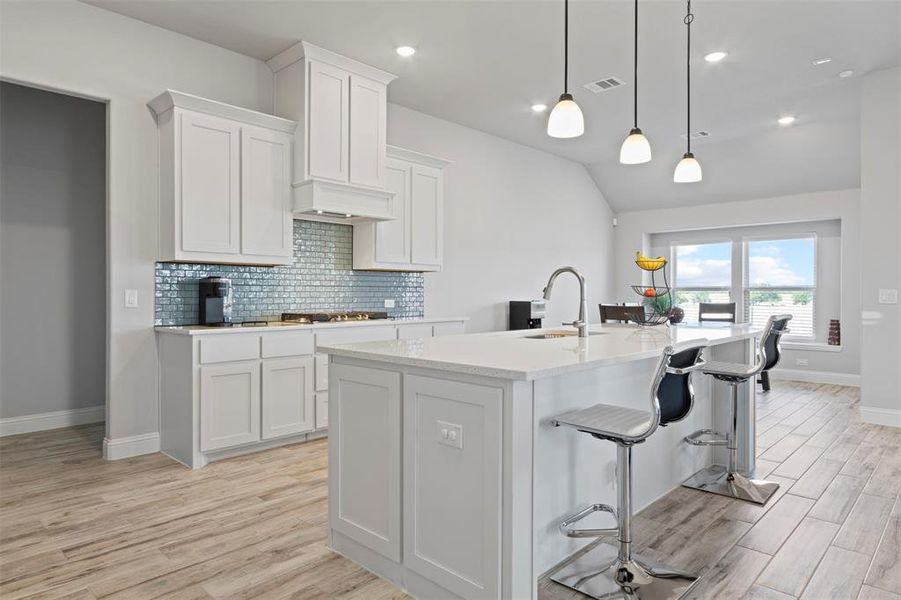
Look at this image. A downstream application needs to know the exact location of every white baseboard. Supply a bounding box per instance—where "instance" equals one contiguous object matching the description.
[770,368,861,387]
[0,405,105,437]
[103,432,160,460]
[860,406,901,428]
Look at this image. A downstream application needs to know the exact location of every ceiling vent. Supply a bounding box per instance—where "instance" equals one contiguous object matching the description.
[583,76,626,93]
[680,130,711,141]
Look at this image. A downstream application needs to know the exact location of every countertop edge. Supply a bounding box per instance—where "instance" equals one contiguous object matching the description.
[155,316,469,336]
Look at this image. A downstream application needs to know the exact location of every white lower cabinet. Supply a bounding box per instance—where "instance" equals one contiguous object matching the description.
[262,356,314,439]
[329,364,402,561]
[403,375,503,599]
[200,361,261,452]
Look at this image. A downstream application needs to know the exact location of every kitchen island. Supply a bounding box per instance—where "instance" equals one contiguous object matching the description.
[320,322,762,600]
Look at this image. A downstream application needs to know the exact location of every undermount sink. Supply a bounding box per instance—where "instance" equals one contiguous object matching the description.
[523,330,605,339]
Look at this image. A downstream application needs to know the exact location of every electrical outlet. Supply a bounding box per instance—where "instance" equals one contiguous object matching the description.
[384,298,396,309]
[124,289,139,308]
[436,420,463,450]
[878,289,898,304]
[796,358,809,367]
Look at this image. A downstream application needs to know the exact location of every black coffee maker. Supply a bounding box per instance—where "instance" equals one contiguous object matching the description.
[199,277,233,326]
[509,300,546,330]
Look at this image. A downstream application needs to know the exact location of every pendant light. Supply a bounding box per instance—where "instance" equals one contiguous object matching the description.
[547,0,584,138]
[674,0,703,183]
[619,0,652,164]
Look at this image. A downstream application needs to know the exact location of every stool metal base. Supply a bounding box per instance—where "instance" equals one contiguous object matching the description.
[549,542,699,600]
[682,465,780,505]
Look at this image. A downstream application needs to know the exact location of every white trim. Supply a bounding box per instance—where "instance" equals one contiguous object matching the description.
[387,145,452,168]
[770,368,860,387]
[266,41,397,85]
[782,342,843,353]
[860,406,901,428]
[103,432,161,460]
[0,405,105,437]
[147,90,297,133]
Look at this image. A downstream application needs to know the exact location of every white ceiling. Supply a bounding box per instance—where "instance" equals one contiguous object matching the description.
[82,0,901,211]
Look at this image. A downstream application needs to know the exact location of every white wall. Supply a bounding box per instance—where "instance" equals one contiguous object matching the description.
[614,189,861,379]
[0,82,106,419]
[860,66,901,422]
[0,0,273,447]
[387,104,615,333]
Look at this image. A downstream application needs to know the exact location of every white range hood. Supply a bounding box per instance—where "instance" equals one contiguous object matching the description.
[268,42,397,223]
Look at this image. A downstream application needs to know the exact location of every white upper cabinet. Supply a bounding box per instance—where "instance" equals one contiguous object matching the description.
[268,42,397,222]
[149,90,297,266]
[241,126,294,261]
[353,146,450,272]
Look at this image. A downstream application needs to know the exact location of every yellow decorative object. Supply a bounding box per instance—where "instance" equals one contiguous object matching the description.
[635,251,667,271]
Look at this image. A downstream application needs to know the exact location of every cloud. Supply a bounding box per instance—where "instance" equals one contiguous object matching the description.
[748,256,807,286]
[677,259,731,287]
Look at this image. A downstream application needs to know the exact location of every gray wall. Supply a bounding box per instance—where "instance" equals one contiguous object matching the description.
[0,82,106,419]
[155,220,424,325]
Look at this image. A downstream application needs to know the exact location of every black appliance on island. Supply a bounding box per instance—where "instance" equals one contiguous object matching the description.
[508,300,545,330]
[198,276,233,326]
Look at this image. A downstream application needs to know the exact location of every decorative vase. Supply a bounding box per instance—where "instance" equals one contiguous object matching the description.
[668,307,685,324]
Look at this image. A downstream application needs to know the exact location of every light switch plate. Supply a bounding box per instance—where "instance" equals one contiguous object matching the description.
[437,420,463,450]
[384,298,396,309]
[124,289,139,308]
[878,289,898,304]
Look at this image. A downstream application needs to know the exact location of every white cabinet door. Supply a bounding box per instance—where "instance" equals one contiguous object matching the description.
[348,74,387,189]
[329,364,402,561]
[403,375,502,599]
[410,164,443,267]
[200,361,260,451]
[261,357,314,439]
[374,158,411,265]
[178,111,241,255]
[307,60,349,183]
[241,126,293,261]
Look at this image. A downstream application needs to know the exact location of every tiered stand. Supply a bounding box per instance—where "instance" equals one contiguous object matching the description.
[631,254,673,326]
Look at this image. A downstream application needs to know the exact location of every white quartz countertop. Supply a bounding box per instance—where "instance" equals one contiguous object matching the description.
[319,322,761,381]
[155,316,468,336]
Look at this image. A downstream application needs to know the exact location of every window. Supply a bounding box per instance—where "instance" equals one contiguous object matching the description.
[673,242,732,323]
[744,236,816,339]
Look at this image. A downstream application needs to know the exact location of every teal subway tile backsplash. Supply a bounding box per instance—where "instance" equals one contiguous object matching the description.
[154,220,424,326]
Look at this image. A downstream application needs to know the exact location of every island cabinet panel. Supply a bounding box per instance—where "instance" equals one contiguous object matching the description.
[403,375,503,600]
[329,364,402,561]
[200,361,261,452]
[261,357,314,439]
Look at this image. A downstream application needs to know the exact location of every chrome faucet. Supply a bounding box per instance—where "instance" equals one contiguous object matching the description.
[543,266,588,338]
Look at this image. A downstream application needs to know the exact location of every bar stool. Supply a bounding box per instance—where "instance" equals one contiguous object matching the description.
[682,314,792,505]
[548,341,708,600]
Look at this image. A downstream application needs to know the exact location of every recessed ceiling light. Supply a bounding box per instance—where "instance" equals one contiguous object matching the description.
[778,115,796,126]
[812,57,832,66]
[704,51,728,63]
[531,103,547,112]
[838,69,855,78]
[395,46,416,57]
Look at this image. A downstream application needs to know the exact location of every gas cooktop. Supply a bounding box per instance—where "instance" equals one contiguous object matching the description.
[280,311,389,324]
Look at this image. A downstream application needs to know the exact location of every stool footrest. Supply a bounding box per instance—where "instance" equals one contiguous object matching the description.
[559,503,618,538]
[685,429,728,446]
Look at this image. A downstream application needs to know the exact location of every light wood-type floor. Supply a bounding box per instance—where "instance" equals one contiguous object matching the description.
[1,381,899,599]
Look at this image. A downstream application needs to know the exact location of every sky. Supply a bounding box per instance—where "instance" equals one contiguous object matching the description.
[675,238,815,288]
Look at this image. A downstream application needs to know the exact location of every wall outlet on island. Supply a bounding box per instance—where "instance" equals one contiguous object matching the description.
[384,299,396,309]
[796,358,809,367]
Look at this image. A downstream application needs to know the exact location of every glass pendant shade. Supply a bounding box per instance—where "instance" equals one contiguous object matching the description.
[547,93,584,138]
[619,128,652,164]
[673,152,702,183]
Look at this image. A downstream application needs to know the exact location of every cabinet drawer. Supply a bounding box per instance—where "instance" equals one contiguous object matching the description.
[433,322,465,337]
[199,335,260,364]
[315,391,328,430]
[397,323,434,340]
[315,354,329,391]
[262,331,314,358]
[315,325,396,347]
